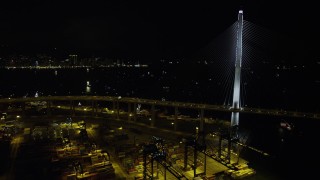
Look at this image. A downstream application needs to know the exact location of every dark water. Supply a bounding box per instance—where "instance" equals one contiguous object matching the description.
[1,65,319,111]
[240,114,320,179]
[0,67,319,179]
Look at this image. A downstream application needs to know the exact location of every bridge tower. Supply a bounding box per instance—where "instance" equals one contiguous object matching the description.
[231,10,243,133]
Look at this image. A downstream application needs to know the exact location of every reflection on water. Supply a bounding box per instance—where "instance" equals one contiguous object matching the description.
[86,86,91,93]
[86,81,91,93]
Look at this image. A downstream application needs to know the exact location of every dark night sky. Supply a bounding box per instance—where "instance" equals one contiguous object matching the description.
[0,0,319,60]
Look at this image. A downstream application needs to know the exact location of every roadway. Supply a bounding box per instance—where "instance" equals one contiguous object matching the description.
[0,96,319,119]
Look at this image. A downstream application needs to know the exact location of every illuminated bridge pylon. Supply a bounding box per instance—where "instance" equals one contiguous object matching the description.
[230,9,243,138]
